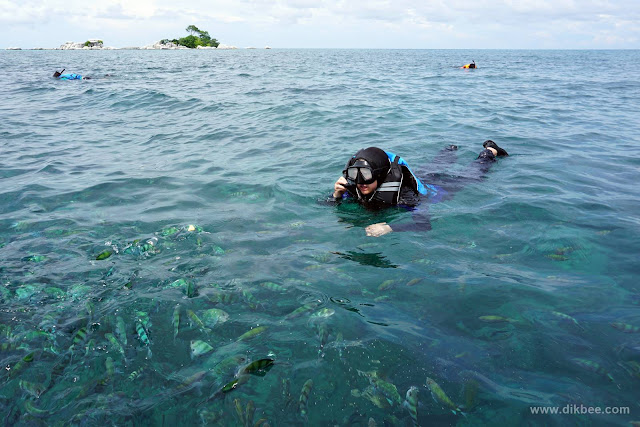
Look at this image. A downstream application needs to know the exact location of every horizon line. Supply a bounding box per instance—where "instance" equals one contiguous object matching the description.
[3,47,639,50]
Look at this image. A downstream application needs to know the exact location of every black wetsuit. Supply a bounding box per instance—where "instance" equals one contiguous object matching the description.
[330,147,501,232]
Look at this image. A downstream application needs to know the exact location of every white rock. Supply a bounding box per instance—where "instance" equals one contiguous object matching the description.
[141,40,191,50]
[59,42,85,50]
[57,40,109,50]
[216,43,237,50]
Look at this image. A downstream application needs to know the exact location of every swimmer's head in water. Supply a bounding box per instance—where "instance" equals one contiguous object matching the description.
[344,147,390,186]
[476,149,496,162]
[483,140,508,156]
[53,69,65,78]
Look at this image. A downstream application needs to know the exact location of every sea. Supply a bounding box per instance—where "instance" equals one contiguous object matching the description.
[1,49,639,426]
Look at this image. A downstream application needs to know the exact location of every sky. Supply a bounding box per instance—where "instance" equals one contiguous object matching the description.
[1,0,639,49]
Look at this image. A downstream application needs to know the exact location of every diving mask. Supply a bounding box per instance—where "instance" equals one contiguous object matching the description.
[343,159,383,185]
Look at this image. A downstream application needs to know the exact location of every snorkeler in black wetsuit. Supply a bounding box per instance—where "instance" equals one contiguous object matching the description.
[331,140,509,236]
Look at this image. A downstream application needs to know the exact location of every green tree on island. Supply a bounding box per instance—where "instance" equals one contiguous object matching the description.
[168,25,219,48]
[185,25,200,36]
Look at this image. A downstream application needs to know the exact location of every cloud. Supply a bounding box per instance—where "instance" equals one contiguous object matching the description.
[0,0,638,48]
[0,0,50,25]
[97,4,137,21]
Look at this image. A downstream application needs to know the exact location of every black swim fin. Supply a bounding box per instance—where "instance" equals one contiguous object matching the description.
[482,140,508,157]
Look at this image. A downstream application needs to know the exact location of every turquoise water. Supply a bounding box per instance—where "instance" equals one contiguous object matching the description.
[1,49,640,426]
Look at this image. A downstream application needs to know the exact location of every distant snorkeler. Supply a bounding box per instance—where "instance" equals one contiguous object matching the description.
[53,69,86,80]
[53,69,112,80]
[330,140,508,237]
[461,60,476,69]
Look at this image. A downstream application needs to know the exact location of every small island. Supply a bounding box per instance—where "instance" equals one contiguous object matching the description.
[6,24,271,50]
[162,25,219,49]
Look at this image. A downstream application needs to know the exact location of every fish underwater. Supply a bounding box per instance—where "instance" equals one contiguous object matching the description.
[310,308,335,319]
[172,304,181,340]
[299,379,314,421]
[238,358,275,376]
[237,326,268,341]
[460,370,556,405]
[115,316,127,346]
[260,282,287,292]
[199,308,230,328]
[478,315,517,324]
[190,340,215,358]
[135,321,152,358]
[357,370,402,407]
[186,309,212,334]
[425,377,464,415]
[571,358,614,382]
[610,322,640,333]
[284,302,321,320]
[105,333,126,358]
[403,386,419,426]
[550,311,583,329]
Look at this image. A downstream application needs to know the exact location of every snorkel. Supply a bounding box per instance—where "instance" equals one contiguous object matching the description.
[53,68,65,78]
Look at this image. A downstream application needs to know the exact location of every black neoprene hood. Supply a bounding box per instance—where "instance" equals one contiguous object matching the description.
[352,147,390,184]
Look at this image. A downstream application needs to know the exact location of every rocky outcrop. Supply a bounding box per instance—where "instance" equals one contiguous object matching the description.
[141,41,188,50]
[59,42,82,49]
[58,40,116,50]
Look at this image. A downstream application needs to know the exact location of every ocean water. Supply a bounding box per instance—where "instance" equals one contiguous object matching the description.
[1,49,640,426]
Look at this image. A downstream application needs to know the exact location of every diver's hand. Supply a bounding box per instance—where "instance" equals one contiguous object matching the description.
[366,222,393,237]
[333,177,348,199]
